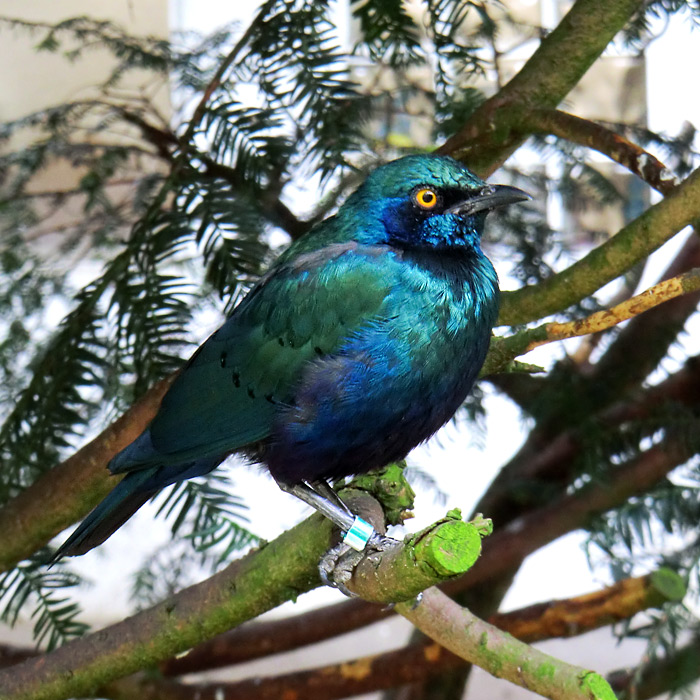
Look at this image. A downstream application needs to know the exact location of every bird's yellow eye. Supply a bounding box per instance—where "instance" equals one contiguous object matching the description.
[413,187,439,210]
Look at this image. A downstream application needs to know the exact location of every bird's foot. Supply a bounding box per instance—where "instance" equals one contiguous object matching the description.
[319,534,399,597]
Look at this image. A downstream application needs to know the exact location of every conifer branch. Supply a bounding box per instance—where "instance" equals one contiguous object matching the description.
[0,378,174,573]
[119,107,308,238]
[608,636,700,699]
[477,353,700,524]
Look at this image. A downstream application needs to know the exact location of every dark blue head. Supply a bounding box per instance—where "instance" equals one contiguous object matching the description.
[345,155,529,251]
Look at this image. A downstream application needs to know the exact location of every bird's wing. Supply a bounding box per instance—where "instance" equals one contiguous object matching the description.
[127,244,394,467]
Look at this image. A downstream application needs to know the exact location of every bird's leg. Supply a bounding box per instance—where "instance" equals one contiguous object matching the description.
[276,478,398,595]
[306,479,354,517]
[276,480,357,533]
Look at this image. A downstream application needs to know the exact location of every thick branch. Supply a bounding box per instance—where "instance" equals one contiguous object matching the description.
[0,511,485,700]
[162,599,389,675]
[498,166,700,326]
[0,517,330,700]
[155,569,686,680]
[114,575,664,700]
[438,0,644,175]
[1,570,684,700]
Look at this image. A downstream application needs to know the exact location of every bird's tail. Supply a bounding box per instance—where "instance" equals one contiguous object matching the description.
[51,469,160,561]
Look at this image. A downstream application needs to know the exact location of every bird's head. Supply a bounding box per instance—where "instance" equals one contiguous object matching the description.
[346,154,530,251]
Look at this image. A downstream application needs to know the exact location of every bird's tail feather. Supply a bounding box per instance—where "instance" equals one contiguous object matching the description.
[51,469,159,561]
[51,455,224,563]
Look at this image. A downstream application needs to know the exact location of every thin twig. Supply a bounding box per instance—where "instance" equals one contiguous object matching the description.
[530,267,700,350]
[523,109,677,194]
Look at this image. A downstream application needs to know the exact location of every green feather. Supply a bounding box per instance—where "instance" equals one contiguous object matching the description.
[146,245,393,461]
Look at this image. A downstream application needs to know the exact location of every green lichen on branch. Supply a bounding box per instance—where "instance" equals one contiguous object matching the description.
[0,488,488,700]
[398,588,619,700]
[348,510,490,604]
[349,462,416,525]
[498,167,700,326]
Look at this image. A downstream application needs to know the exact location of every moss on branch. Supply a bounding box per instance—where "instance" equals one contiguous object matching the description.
[439,0,645,174]
[0,486,487,700]
[397,588,618,700]
[498,167,700,326]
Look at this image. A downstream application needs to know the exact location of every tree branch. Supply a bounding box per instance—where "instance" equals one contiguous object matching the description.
[483,267,700,376]
[520,109,677,195]
[498,166,700,326]
[590,230,700,398]
[155,413,700,682]
[0,510,487,700]
[477,353,700,525]
[608,636,700,699]
[459,432,691,593]
[489,569,685,643]
[438,0,645,175]
[396,588,616,700]
[113,573,672,700]
[1,570,684,699]
[0,377,173,573]
[154,569,686,681]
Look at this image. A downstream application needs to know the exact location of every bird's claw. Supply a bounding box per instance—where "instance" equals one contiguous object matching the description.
[319,534,400,597]
[319,543,362,597]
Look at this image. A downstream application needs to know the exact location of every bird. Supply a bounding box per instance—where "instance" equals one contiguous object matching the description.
[53,154,529,561]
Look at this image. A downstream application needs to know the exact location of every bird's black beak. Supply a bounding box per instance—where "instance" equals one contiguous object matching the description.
[447,184,531,217]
